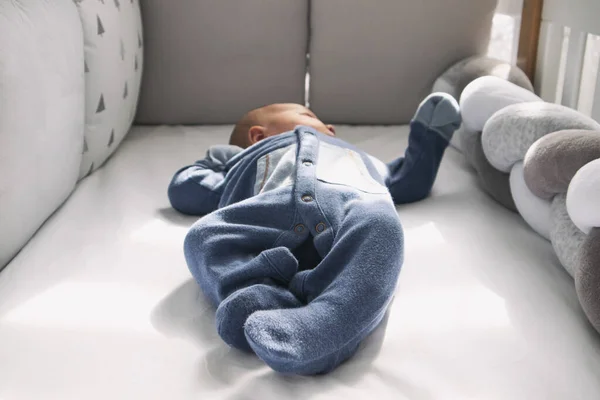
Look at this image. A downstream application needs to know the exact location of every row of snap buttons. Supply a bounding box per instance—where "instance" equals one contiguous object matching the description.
[301,159,313,202]
[294,222,326,234]
[297,158,323,234]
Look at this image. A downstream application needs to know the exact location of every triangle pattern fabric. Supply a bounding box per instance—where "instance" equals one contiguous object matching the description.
[76,0,143,180]
[97,15,105,36]
[96,94,106,113]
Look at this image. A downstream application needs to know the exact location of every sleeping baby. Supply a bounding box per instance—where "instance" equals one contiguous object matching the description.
[168,93,461,375]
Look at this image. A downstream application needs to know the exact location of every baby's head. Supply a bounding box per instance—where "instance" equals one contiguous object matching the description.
[229,103,336,148]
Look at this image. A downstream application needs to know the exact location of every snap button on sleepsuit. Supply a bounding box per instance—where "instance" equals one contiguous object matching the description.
[315,222,326,233]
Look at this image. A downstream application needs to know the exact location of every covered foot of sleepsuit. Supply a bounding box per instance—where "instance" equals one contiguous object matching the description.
[386,92,462,203]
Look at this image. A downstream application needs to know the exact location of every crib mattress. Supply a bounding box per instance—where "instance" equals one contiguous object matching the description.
[1,125,599,399]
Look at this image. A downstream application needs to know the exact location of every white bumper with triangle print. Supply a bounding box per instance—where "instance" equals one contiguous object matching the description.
[0,0,85,268]
[0,0,144,269]
[74,0,144,179]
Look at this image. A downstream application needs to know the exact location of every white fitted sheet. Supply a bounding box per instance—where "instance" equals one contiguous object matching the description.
[1,125,599,400]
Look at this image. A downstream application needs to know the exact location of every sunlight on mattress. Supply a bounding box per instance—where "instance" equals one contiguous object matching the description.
[130,218,190,244]
[3,282,159,334]
[391,286,510,334]
[405,222,446,249]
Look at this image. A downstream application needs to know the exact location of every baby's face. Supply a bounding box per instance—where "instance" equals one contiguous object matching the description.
[260,104,336,139]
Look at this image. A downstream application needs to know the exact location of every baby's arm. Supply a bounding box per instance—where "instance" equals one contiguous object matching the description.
[168,145,242,215]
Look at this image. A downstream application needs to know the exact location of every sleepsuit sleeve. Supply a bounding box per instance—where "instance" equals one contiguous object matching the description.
[168,145,243,215]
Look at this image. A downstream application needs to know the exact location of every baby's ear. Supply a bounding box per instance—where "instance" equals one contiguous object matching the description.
[248,125,267,145]
[326,125,336,135]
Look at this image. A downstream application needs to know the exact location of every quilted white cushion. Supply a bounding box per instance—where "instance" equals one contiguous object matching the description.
[309,0,498,124]
[509,162,552,240]
[0,0,84,268]
[74,0,143,178]
[136,0,307,124]
[567,159,600,234]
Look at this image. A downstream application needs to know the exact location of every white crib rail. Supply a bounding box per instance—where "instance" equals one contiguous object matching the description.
[543,0,600,37]
[534,0,600,122]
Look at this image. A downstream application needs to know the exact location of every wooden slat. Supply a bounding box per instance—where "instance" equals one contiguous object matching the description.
[511,16,522,65]
[575,35,599,116]
[592,66,600,122]
[543,0,600,37]
[553,27,570,104]
[517,0,544,84]
[561,30,587,108]
[534,21,564,101]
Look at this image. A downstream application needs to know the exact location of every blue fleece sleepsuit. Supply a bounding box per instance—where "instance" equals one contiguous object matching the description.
[168,93,461,375]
